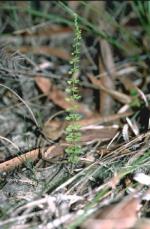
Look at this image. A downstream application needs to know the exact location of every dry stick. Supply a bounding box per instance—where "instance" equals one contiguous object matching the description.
[0,148,40,172]
[0,94,46,113]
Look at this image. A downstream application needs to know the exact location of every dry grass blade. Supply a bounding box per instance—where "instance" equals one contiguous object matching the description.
[20,46,70,60]
[0,135,20,151]
[0,83,39,127]
[88,74,132,104]
[99,39,115,115]
[78,111,133,126]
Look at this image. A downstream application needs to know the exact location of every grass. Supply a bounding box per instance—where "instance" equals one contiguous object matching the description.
[131,1,150,35]
[0,2,127,51]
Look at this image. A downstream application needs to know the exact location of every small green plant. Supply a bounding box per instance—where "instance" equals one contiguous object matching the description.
[130,88,141,108]
[65,13,82,163]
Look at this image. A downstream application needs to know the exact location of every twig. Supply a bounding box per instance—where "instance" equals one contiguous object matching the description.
[0,148,40,172]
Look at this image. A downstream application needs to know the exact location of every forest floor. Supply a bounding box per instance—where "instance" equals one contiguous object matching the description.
[0,1,150,229]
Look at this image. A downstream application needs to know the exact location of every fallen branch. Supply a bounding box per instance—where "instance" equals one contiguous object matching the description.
[0,148,40,173]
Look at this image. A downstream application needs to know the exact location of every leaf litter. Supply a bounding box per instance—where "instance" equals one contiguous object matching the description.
[0,1,150,229]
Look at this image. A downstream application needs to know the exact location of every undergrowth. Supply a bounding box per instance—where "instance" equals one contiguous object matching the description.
[0,2,150,228]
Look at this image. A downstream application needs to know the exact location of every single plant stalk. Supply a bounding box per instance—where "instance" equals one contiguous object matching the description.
[65,13,82,163]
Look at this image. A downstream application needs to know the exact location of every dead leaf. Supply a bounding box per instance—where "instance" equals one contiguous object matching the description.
[83,195,141,229]
[35,76,93,117]
[78,111,133,127]
[89,74,131,104]
[14,24,72,36]
[80,125,118,144]
[43,119,65,141]
[43,117,119,143]
[133,218,150,229]
[42,111,132,142]
[120,76,138,92]
[42,144,66,162]
[82,218,137,229]
[43,110,132,142]
[99,197,140,219]
[20,46,70,60]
